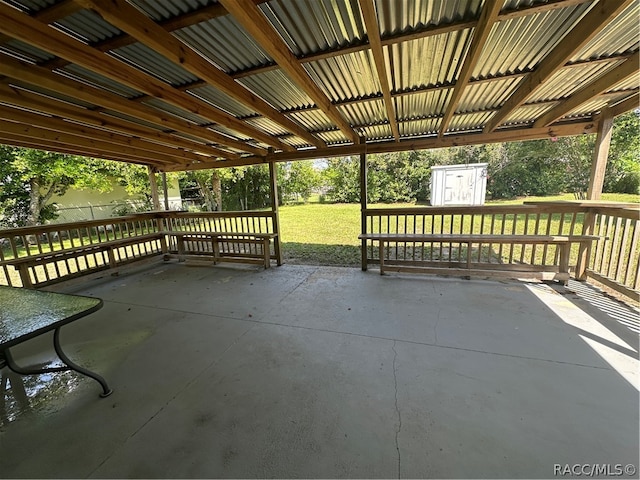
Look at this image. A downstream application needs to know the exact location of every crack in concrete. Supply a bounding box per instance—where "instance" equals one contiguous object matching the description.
[434,307,441,345]
[392,340,402,479]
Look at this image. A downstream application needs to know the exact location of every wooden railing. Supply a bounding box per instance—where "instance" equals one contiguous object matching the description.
[362,202,639,300]
[586,206,639,299]
[0,210,280,288]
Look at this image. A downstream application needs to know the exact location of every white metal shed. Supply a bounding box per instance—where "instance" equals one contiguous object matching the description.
[430,163,488,206]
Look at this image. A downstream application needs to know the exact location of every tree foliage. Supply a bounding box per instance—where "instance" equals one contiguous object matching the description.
[0,147,115,227]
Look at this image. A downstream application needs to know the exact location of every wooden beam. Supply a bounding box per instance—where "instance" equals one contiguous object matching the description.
[484,0,633,133]
[0,82,238,160]
[609,92,639,117]
[359,138,368,271]
[0,134,165,167]
[148,166,162,210]
[586,110,614,200]
[534,52,640,127]
[220,0,360,144]
[0,105,220,165]
[76,0,325,150]
[439,0,502,137]
[0,120,183,166]
[359,0,399,141]
[0,0,82,44]
[0,4,291,152]
[0,54,265,156]
[164,121,598,170]
[268,160,283,265]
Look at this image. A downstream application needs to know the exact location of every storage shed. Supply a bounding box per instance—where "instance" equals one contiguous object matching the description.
[430,163,488,206]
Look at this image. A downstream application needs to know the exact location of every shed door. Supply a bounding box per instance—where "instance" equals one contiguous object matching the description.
[444,170,474,205]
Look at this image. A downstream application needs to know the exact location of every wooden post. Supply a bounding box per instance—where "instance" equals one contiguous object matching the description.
[360,140,368,271]
[162,172,169,210]
[147,165,161,210]
[268,160,283,266]
[587,109,614,200]
[575,210,596,280]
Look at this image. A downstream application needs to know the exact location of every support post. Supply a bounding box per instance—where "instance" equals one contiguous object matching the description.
[360,139,368,271]
[575,209,596,280]
[268,160,283,266]
[147,165,161,210]
[586,109,614,200]
[162,172,169,210]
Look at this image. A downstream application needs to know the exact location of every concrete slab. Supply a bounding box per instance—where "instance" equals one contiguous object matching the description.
[1,263,638,478]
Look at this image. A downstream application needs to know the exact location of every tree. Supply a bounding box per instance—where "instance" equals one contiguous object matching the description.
[0,147,114,227]
[279,161,321,204]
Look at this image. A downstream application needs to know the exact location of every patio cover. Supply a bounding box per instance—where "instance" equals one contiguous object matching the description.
[0,0,637,172]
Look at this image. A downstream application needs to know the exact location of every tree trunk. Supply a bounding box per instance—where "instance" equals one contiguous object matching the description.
[211,171,222,211]
[27,178,41,226]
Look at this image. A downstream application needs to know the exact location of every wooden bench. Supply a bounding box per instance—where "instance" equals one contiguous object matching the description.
[359,233,601,283]
[8,233,165,288]
[167,231,276,269]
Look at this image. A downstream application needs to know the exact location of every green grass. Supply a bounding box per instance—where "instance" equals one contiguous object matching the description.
[278,193,638,266]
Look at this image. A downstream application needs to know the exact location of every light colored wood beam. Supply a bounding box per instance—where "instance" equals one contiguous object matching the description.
[359,0,399,141]
[220,0,360,144]
[0,3,291,152]
[0,54,264,156]
[165,121,598,171]
[0,119,187,166]
[609,92,639,117]
[0,0,82,44]
[76,0,325,150]
[484,0,633,133]
[0,82,239,160]
[0,105,224,166]
[439,0,502,137]
[534,52,640,127]
[0,135,165,167]
[586,109,614,200]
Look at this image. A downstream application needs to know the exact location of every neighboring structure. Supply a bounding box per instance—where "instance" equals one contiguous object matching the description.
[430,163,488,206]
[50,182,182,223]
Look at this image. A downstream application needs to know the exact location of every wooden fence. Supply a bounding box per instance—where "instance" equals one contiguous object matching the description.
[0,210,279,288]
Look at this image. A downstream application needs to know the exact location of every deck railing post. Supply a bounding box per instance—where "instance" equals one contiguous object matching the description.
[576,208,596,280]
[268,159,283,266]
[360,139,368,271]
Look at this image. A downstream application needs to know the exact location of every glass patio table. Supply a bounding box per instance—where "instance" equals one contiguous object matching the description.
[0,285,112,397]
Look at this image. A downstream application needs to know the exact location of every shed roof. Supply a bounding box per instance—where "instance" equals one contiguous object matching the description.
[0,0,637,171]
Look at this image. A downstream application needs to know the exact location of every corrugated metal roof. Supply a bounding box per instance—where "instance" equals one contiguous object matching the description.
[238,69,314,110]
[52,9,122,44]
[572,1,640,61]
[3,0,54,14]
[8,81,95,109]
[305,50,380,102]
[244,116,290,137]
[142,97,211,125]
[338,99,387,126]
[529,61,624,103]
[388,30,473,90]
[110,43,199,87]
[260,0,365,56]
[473,3,594,78]
[287,109,335,131]
[395,89,452,119]
[128,0,212,22]
[1,39,56,63]
[58,64,142,98]
[504,103,555,126]
[176,16,272,73]
[188,85,257,118]
[357,124,393,141]
[377,0,482,36]
[317,130,350,145]
[448,111,493,132]
[458,77,522,112]
[399,117,439,137]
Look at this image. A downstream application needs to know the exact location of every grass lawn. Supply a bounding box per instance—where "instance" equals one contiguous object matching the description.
[279,193,639,266]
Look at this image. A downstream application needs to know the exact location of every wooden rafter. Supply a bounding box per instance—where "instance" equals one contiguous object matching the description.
[0,120,181,166]
[219,0,360,144]
[0,55,264,156]
[0,0,81,44]
[164,121,599,171]
[358,0,399,141]
[438,0,503,137]
[484,0,634,133]
[533,52,639,127]
[76,0,325,150]
[0,83,236,160]
[608,92,639,118]
[0,3,293,153]
[0,105,223,166]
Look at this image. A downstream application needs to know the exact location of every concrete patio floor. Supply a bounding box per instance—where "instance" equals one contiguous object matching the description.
[1,261,638,479]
